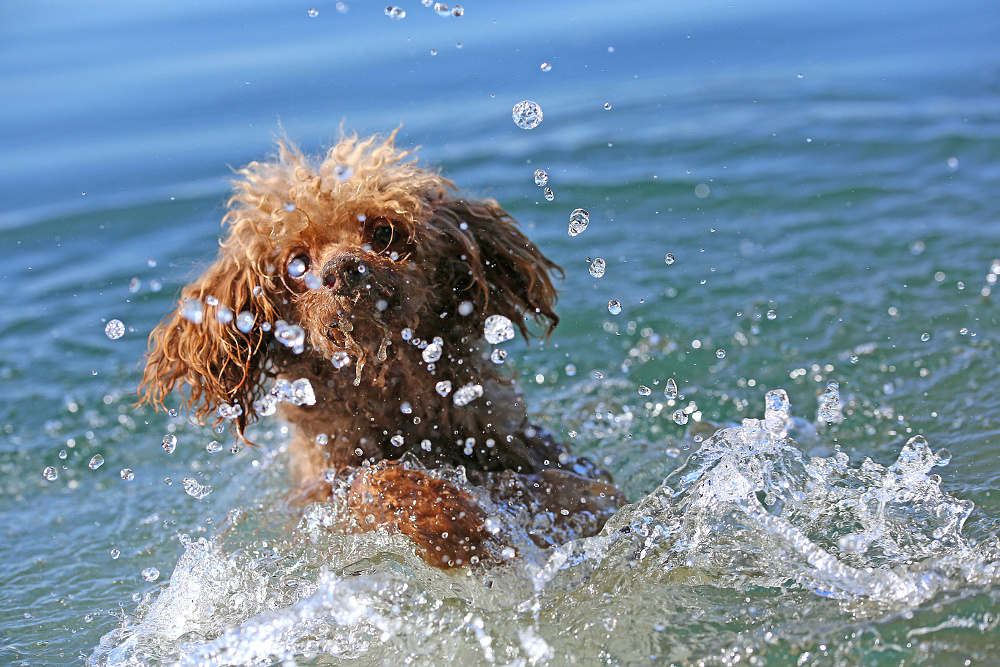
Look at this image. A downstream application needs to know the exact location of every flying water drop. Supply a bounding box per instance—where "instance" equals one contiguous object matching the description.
[484,315,515,344]
[568,209,589,236]
[104,319,125,340]
[512,100,543,129]
[664,378,678,399]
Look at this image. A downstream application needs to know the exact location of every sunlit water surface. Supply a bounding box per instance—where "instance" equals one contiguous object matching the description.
[2,0,1000,665]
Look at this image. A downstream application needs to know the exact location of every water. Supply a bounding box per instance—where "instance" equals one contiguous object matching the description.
[2,0,1000,664]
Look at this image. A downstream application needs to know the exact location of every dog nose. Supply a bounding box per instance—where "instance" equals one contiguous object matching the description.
[323,255,368,294]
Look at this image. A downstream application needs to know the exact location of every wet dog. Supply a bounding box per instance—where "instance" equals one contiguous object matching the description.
[139,132,623,567]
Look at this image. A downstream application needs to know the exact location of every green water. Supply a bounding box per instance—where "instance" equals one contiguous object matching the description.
[2,0,1000,664]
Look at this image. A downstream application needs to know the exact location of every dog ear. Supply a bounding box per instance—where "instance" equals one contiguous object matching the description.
[434,197,562,339]
[138,241,278,441]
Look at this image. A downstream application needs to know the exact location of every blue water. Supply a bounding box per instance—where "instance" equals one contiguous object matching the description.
[2,0,1000,664]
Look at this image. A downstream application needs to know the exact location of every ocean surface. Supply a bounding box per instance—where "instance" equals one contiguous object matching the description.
[2,0,1000,665]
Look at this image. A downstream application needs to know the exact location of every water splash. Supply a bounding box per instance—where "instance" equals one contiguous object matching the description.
[91,391,998,666]
[252,378,316,416]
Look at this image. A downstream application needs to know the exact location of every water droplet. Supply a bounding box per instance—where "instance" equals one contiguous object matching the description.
[215,305,234,324]
[401,328,413,341]
[180,298,204,324]
[205,440,224,453]
[307,7,319,17]
[540,62,552,72]
[435,380,452,396]
[568,208,590,236]
[141,567,160,582]
[920,332,931,342]
[182,478,212,499]
[58,449,68,460]
[589,258,606,278]
[608,300,622,315]
[565,363,577,376]
[287,257,307,278]
[935,448,952,466]
[385,5,405,19]
[422,338,444,363]
[766,309,777,320]
[534,169,548,186]
[390,434,404,448]
[458,301,474,316]
[664,378,678,399]
[42,466,58,481]
[450,4,464,16]
[604,102,612,110]
[421,439,433,452]
[235,311,255,333]
[120,468,134,481]
[671,410,689,425]
[512,100,543,129]
[162,434,177,454]
[817,380,843,424]
[274,320,305,354]
[110,549,120,559]
[129,277,141,293]
[332,350,351,368]
[764,389,792,438]
[216,402,243,420]
[543,187,554,201]
[88,454,104,470]
[716,349,726,359]
[491,349,507,364]
[453,383,484,406]
[664,253,675,265]
[105,319,125,340]
[484,314,515,344]
[638,385,651,396]
[433,2,450,15]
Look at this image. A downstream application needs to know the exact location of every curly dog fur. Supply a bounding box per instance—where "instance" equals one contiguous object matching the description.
[139,131,623,567]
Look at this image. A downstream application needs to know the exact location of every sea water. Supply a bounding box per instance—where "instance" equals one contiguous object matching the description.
[2,0,999,665]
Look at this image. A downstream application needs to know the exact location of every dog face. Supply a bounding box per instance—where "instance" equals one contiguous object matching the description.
[139,132,561,441]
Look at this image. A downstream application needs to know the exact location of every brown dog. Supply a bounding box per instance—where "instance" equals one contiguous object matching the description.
[139,132,623,567]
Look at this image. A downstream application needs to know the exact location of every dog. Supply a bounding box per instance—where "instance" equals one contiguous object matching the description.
[139,131,624,567]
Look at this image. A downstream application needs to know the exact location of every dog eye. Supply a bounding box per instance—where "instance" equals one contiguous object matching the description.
[287,254,310,278]
[371,225,395,253]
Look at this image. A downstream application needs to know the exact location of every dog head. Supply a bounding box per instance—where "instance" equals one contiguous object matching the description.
[139,132,561,440]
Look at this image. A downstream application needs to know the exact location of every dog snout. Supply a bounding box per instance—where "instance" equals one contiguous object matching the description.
[323,254,368,294]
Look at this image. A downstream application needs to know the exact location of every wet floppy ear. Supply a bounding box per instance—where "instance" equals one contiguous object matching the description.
[436,197,562,339]
[138,246,278,441]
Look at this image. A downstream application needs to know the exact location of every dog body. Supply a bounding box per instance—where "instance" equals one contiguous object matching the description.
[140,133,622,566]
